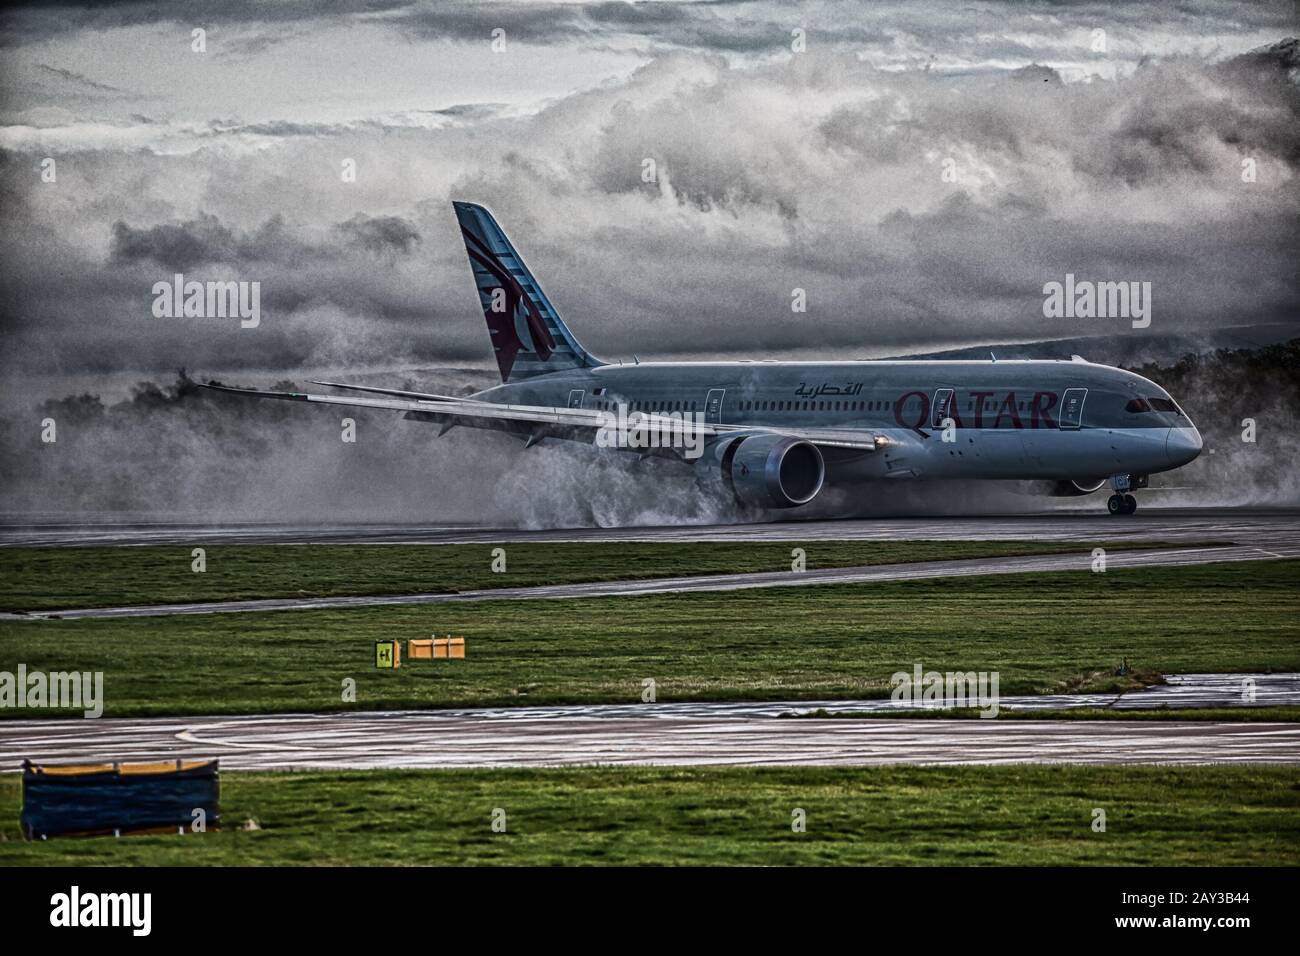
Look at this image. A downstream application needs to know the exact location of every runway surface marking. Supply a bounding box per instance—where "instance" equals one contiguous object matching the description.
[3,715,1296,770]
[4,538,1295,620]
[2,675,1297,771]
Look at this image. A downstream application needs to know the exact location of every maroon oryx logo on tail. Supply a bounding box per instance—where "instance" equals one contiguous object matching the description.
[461,227,556,380]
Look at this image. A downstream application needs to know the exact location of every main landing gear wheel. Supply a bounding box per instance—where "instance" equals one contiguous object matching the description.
[1108,494,1138,515]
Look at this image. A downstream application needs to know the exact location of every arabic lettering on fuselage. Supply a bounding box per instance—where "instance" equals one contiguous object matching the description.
[794,382,865,398]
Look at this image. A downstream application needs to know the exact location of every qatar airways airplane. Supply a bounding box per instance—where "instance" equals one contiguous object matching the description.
[206,201,1202,516]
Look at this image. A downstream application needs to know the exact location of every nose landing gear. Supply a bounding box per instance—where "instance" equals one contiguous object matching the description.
[1106,474,1147,516]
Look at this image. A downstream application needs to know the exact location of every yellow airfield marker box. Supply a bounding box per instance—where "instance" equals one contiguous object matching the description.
[406,636,466,660]
[375,640,400,669]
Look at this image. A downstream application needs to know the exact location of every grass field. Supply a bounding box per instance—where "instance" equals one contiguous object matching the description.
[1,765,1296,866]
[0,539,1177,612]
[1,560,1296,718]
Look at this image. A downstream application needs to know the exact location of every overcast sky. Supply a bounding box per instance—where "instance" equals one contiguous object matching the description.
[1,0,1297,397]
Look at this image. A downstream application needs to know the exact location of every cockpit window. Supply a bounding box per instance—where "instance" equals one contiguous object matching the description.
[1148,397,1181,415]
[1125,398,1150,413]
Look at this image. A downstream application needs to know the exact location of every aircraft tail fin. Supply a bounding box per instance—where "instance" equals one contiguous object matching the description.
[453,201,602,383]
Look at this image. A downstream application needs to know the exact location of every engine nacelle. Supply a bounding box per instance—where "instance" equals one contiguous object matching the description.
[713,434,825,509]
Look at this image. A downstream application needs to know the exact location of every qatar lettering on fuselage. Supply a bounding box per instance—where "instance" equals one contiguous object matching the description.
[891,390,1057,434]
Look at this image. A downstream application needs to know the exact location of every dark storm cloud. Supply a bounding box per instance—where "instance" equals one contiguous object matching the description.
[391,1,589,43]
[109,212,421,270]
[1,1,1293,53]
[0,191,444,382]
[383,0,1292,57]
[110,214,246,270]
[335,214,422,255]
[3,36,1299,382]
[218,120,357,138]
[0,1,410,46]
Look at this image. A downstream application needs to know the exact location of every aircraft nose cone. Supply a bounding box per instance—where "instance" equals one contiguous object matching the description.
[1166,425,1202,466]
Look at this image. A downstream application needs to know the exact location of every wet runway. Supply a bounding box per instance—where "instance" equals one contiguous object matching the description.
[301,673,1300,718]
[3,714,1296,771]
[2,507,1297,548]
[2,675,1297,771]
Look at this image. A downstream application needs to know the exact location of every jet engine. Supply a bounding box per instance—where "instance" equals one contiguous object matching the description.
[703,434,826,509]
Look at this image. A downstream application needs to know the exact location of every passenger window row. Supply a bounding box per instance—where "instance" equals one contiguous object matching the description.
[739,400,878,412]
[593,400,698,411]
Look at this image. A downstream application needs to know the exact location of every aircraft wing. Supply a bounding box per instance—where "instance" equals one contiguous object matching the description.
[201,382,890,452]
